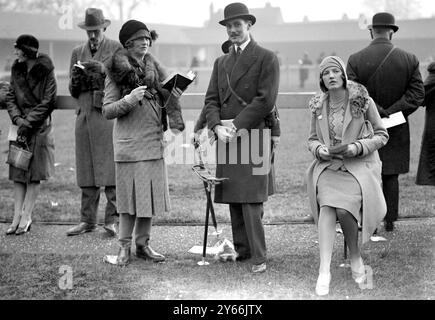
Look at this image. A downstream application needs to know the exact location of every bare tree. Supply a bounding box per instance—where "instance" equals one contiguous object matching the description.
[0,0,149,21]
[363,0,422,19]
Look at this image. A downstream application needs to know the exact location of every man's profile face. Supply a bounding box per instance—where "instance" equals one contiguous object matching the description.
[225,18,251,46]
[86,28,104,49]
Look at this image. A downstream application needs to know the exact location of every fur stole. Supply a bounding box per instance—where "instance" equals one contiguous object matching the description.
[11,53,54,105]
[12,53,54,91]
[106,48,185,132]
[309,80,370,118]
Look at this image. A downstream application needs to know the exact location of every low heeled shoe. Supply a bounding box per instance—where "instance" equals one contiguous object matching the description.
[315,272,331,296]
[116,247,131,266]
[251,262,267,273]
[351,258,367,284]
[66,222,97,236]
[136,245,165,262]
[6,225,19,235]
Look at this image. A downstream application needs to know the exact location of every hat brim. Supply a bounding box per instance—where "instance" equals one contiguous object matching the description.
[368,24,399,32]
[219,14,256,26]
[78,20,111,30]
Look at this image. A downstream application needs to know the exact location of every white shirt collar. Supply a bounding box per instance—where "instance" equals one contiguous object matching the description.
[235,36,251,52]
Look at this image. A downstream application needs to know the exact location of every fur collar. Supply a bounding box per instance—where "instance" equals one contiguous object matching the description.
[309,80,370,118]
[11,53,54,83]
[105,48,167,94]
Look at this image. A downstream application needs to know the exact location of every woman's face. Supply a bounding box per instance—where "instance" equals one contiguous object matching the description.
[14,48,27,63]
[128,36,150,57]
[322,66,344,91]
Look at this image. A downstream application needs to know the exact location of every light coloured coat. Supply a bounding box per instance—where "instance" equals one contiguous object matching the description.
[69,36,122,187]
[306,81,389,243]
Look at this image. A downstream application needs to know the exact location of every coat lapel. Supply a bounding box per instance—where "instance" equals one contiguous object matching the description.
[341,92,353,143]
[229,41,258,88]
[318,97,330,146]
[222,47,237,102]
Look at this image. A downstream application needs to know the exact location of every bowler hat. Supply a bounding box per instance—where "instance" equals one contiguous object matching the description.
[78,8,111,30]
[219,2,256,26]
[368,12,399,32]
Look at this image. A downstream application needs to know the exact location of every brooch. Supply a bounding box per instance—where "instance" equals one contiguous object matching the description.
[318,115,323,120]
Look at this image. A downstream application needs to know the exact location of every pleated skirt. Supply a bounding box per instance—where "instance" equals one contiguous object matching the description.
[317,168,362,223]
[116,159,170,217]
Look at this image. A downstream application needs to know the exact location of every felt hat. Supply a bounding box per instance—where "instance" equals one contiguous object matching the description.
[219,2,256,26]
[368,12,399,32]
[78,8,111,30]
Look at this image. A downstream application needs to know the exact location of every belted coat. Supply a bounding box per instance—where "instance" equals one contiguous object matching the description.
[69,36,123,187]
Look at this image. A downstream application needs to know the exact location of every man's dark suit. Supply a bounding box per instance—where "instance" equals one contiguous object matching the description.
[347,38,424,223]
[205,40,280,264]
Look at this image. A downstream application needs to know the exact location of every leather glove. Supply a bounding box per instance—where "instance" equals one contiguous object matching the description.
[124,86,148,105]
[17,124,31,142]
[214,125,235,143]
[271,136,280,148]
[317,145,332,161]
[376,104,390,118]
[342,143,359,158]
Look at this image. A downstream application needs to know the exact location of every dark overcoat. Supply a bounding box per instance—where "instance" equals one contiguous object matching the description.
[69,36,122,187]
[416,69,435,185]
[6,53,56,182]
[205,40,280,203]
[346,38,425,174]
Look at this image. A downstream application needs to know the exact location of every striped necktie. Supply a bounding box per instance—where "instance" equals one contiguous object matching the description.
[236,46,242,58]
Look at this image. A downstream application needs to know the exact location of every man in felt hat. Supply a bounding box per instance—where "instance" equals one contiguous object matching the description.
[347,12,424,232]
[67,8,123,237]
[204,2,280,273]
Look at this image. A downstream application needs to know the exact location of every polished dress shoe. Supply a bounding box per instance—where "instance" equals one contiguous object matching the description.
[251,262,267,274]
[116,247,131,266]
[6,224,19,235]
[136,245,165,262]
[235,253,251,262]
[315,272,331,296]
[385,221,394,232]
[103,222,119,237]
[66,222,97,236]
[15,220,32,236]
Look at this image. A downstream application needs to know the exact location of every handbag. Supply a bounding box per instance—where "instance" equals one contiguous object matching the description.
[6,141,33,171]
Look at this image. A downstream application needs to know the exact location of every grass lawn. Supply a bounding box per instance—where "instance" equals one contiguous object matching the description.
[0,218,433,300]
[0,108,434,224]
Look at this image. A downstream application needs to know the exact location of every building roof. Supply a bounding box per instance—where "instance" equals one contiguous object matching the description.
[207,2,284,27]
[1,10,434,45]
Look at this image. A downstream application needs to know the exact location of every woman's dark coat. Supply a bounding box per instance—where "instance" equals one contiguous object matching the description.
[6,53,56,182]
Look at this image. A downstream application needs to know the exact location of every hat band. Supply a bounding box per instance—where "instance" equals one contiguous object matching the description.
[14,43,38,53]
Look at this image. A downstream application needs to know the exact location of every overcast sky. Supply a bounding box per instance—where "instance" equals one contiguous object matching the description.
[132,0,435,26]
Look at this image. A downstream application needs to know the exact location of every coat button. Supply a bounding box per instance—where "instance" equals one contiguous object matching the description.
[223,103,227,108]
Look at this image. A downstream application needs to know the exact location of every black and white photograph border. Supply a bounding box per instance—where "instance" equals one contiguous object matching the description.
[0,0,434,306]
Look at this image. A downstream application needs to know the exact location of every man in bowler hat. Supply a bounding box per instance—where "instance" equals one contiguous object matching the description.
[67,8,123,237]
[204,2,280,273]
[347,12,424,231]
